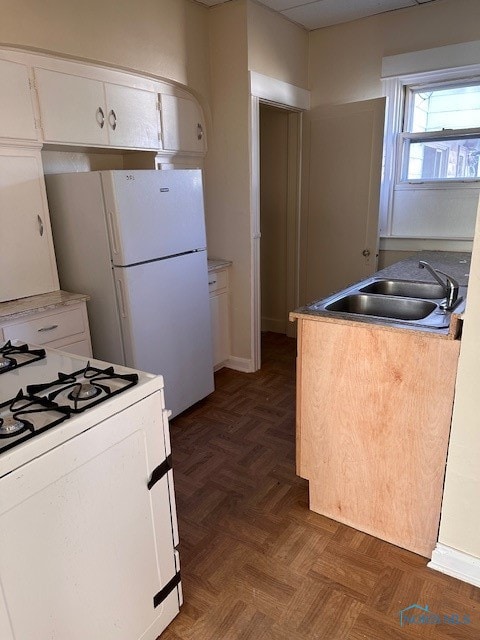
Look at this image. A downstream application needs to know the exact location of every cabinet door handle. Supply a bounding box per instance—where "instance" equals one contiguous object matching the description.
[109,109,117,131]
[96,107,105,129]
[208,280,216,285]
[197,123,203,140]
[37,214,44,237]
[38,324,58,332]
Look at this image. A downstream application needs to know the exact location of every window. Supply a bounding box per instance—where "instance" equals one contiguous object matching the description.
[400,83,480,183]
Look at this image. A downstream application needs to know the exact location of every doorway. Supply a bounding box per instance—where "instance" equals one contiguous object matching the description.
[259,103,301,353]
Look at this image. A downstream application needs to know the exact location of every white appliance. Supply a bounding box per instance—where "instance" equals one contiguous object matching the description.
[0,341,181,640]
[45,169,214,418]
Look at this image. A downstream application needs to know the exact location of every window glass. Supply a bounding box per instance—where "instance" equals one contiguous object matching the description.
[405,137,480,180]
[410,85,480,132]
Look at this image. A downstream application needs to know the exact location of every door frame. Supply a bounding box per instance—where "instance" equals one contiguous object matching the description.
[249,72,310,371]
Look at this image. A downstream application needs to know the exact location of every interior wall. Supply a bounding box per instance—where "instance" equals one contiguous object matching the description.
[438,198,480,558]
[204,0,252,367]
[247,0,308,88]
[308,0,480,109]
[260,105,288,334]
[0,0,211,104]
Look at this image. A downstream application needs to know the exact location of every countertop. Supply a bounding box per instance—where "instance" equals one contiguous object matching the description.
[208,258,232,272]
[0,291,90,322]
[290,251,471,339]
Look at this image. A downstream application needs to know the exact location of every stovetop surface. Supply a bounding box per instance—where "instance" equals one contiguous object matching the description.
[0,341,162,465]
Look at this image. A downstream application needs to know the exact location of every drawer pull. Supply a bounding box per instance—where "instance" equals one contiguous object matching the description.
[208,280,216,285]
[37,324,59,332]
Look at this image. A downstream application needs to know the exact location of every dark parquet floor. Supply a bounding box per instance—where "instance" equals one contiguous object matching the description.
[162,332,480,639]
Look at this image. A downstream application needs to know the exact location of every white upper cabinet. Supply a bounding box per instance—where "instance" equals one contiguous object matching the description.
[0,59,38,142]
[34,68,160,150]
[0,148,59,302]
[161,94,206,153]
[104,83,159,149]
[34,69,108,146]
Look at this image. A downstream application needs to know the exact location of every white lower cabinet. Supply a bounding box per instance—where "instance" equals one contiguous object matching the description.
[0,300,92,357]
[0,147,59,303]
[208,267,230,369]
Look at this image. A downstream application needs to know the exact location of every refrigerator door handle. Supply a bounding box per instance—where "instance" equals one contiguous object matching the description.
[117,279,127,318]
[107,210,120,256]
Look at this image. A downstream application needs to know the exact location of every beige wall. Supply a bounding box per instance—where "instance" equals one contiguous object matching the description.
[309,0,480,107]
[0,0,211,102]
[247,0,308,88]
[204,1,252,365]
[438,199,480,557]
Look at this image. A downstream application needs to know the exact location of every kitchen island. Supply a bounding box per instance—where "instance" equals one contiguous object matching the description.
[290,251,470,558]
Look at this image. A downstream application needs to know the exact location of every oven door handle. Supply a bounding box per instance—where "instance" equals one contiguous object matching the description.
[147,454,172,490]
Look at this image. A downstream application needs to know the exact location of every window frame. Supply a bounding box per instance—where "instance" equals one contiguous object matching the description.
[380,66,480,239]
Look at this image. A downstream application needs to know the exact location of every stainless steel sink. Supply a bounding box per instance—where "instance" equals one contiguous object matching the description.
[325,294,436,321]
[359,279,445,299]
[307,275,467,330]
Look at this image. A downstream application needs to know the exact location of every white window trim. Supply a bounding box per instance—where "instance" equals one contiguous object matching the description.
[380,63,480,238]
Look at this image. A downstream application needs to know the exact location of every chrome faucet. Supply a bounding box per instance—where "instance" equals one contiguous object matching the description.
[418,260,459,310]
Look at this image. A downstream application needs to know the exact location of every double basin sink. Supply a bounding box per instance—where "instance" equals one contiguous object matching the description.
[309,277,466,330]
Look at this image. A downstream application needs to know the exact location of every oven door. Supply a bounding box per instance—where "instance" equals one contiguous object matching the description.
[0,392,180,640]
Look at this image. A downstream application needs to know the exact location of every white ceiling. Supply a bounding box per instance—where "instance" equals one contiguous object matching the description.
[195,0,440,30]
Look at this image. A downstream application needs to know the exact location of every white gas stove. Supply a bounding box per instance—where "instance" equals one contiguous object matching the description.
[0,341,181,640]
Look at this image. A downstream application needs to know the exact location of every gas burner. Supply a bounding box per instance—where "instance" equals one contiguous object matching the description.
[68,382,102,401]
[0,416,26,437]
[0,341,46,374]
[0,391,70,454]
[27,363,139,413]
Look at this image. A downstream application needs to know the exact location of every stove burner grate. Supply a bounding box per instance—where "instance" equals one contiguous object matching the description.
[27,363,139,413]
[0,391,71,453]
[0,341,46,374]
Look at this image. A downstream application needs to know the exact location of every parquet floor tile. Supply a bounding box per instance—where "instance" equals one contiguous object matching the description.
[161,332,479,639]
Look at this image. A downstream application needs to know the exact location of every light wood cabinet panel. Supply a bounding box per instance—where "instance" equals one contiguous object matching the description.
[161,95,205,153]
[0,59,38,142]
[296,318,460,558]
[0,148,59,302]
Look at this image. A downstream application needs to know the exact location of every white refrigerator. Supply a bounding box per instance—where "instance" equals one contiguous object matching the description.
[46,169,214,417]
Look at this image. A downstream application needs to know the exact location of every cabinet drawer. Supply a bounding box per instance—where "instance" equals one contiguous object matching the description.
[208,269,227,295]
[3,307,85,345]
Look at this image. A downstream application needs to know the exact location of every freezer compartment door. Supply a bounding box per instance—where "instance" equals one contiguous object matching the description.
[114,250,214,417]
[102,169,207,266]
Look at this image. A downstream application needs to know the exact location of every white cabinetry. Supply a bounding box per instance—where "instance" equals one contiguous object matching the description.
[34,68,160,150]
[0,300,92,357]
[0,59,38,142]
[161,94,206,154]
[0,147,58,303]
[208,267,230,369]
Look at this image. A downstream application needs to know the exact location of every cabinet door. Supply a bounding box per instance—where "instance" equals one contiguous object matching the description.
[34,68,108,146]
[0,60,38,141]
[0,149,59,302]
[161,94,206,153]
[105,83,160,149]
[210,293,229,368]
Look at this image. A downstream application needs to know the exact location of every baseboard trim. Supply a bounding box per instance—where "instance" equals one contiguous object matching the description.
[224,356,255,373]
[428,543,480,588]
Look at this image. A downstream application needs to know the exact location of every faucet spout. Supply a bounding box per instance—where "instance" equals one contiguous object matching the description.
[418,260,459,310]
